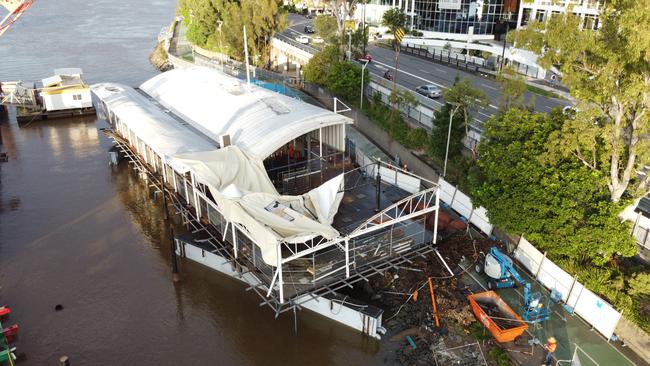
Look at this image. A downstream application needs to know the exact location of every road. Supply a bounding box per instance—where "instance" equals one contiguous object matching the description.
[279,13,565,130]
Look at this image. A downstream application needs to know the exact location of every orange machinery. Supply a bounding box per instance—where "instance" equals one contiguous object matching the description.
[468,290,528,343]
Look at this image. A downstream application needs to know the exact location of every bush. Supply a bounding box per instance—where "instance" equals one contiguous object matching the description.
[407,128,429,150]
[326,61,368,103]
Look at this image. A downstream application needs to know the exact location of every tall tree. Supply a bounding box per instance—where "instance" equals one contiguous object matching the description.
[442,77,488,157]
[496,67,528,110]
[429,103,465,159]
[221,0,287,64]
[314,15,338,42]
[326,0,357,35]
[470,109,636,265]
[180,0,287,63]
[382,7,407,134]
[508,1,650,202]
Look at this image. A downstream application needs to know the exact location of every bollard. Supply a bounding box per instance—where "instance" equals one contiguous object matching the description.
[59,356,70,366]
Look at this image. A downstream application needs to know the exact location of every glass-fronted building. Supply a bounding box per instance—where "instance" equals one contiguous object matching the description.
[357,0,517,40]
[412,0,514,38]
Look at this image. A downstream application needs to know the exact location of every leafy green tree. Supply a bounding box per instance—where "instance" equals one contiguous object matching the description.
[508,1,650,202]
[326,61,369,101]
[387,89,418,136]
[180,0,286,63]
[351,25,369,58]
[221,0,287,64]
[442,77,488,157]
[180,0,223,48]
[496,67,528,110]
[303,45,342,85]
[382,7,406,88]
[429,103,465,159]
[470,109,636,265]
[314,15,338,42]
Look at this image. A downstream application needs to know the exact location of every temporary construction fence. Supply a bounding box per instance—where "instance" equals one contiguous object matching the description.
[436,177,623,341]
[513,238,621,341]
[556,343,602,366]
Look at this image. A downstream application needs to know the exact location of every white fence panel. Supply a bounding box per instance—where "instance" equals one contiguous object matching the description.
[513,237,544,274]
[379,165,398,186]
[438,178,456,205]
[396,171,421,194]
[566,280,584,309]
[573,287,621,340]
[536,259,575,302]
[450,190,473,219]
[470,206,493,236]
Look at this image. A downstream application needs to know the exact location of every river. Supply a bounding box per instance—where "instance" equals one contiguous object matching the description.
[0,1,393,365]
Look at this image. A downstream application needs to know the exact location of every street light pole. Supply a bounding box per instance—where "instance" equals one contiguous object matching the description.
[347,30,352,61]
[360,59,369,109]
[443,104,459,178]
[217,20,224,69]
[499,21,510,72]
[362,0,367,55]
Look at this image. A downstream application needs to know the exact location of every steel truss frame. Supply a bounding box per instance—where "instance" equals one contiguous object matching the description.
[104,128,440,316]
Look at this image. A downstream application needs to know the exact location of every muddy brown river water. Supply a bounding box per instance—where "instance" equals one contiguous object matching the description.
[0,1,394,364]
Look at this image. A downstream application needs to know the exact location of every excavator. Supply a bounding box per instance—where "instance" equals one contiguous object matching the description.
[0,0,33,38]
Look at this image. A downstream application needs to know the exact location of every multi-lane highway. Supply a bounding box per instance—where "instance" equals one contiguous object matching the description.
[279,13,566,128]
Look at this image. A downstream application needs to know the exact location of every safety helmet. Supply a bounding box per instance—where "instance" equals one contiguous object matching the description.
[548,337,557,344]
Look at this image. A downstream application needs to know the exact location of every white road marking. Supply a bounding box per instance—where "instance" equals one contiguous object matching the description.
[372,59,446,89]
[374,64,387,70]
[489,104,498,109]
[481,83,498,91]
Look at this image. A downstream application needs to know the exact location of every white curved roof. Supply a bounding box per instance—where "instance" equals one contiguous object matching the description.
[139,67,352,160]
[91,83,217,159]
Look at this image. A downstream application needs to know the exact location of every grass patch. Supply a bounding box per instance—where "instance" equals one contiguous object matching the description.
[488,347,513,366]
[526,84,564,100]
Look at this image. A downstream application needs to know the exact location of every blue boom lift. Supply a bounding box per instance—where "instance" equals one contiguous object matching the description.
[477,247,550,323]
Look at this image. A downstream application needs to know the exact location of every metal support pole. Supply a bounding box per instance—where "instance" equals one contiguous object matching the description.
[375,161,381,212]
[500,22,509,72]
[535,251,547,279]
[232,222,238,259]
[345,239,350,278]
[347,31,352,61]
[243,25,251,85]
[360,60,368,109]
[277,244,284,303]
[443,106,457,178]
[433,188,440,244]
[170,227,180,282]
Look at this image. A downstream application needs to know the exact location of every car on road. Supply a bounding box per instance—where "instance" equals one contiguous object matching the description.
[415,84,442,99]
[312,36,324,44]
[357,54,372,63]
[295,35,310,44]
[304,25,315,34]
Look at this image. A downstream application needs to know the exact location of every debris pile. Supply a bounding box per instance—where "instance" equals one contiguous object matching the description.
[367,233,506,365]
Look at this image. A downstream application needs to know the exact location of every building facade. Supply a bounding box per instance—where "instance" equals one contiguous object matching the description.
[516,0,603,30]
[358,0,517,41]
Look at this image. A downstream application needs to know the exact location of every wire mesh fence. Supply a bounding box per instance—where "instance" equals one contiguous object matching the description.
[432,341,488,366]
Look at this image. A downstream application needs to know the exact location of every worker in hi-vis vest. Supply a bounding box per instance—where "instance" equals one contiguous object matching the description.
[543,337,557,366]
